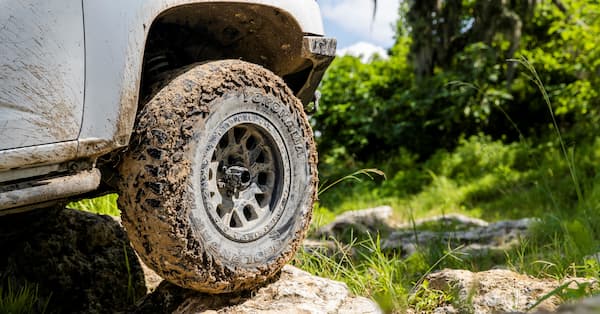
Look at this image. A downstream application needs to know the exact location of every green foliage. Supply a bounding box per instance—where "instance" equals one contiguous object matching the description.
[408,280,453,313]
[526,1,600,123]
[314,0,600,165]
[294,236,409,312]
[0,281,49,314]
[313,51,413,163]
[69,194,120,216]
[311,132,600,311]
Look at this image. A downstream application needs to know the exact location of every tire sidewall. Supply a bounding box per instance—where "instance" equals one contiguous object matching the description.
[189,87,313,268]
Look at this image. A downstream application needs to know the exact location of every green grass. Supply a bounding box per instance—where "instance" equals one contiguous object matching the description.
[318,133,600,221]
[293,236,409,313]
[0,281,50,314]
[306,59,600,312]
[69,194,120,216]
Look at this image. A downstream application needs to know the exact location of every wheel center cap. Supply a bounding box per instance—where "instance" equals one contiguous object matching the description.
[219,165,251,195]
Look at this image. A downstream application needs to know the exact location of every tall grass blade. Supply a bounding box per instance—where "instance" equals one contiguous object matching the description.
[318,168,386,196]
[509,56,583,203]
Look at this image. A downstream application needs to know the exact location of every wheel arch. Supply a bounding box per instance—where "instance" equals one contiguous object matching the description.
[78,0,325,161]
[139,3,312,106]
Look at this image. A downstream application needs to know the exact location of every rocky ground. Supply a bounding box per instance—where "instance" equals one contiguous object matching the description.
[1,206,599,313]
[0,207,146,313]
[136,265,379,313]
[309,206,600,314]
[0,208,378,314]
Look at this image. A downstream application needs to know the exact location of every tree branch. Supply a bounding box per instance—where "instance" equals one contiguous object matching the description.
[552,0,568,14]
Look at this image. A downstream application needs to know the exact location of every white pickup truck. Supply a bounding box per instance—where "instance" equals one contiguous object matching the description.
[0,0,335,293]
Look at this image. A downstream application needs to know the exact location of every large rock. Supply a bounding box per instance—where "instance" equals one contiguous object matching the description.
[312,208,535,258]
[313,206,395,240]
[417,268,597,314]
[135,265,381,314]
[0,208,147,313]
[383,217,535,256]
[395,213,489,230]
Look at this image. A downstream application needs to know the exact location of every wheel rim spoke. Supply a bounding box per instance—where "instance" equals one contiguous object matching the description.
[246,145,262,164]
[205,123,282,235]
[251,162,272,174]
[227,128,237,146]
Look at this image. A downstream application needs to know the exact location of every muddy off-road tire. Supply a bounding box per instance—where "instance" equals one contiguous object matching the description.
[118,60,317,293]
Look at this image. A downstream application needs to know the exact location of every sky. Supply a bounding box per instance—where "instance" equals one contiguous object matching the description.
[319,0,400,59]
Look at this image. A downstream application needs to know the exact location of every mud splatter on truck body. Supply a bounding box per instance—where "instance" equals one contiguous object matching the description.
[0,1,84,152]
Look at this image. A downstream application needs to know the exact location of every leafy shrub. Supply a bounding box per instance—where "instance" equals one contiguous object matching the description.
[313,1,600,166]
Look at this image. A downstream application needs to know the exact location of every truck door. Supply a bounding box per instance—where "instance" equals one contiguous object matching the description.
[0,0,85,150]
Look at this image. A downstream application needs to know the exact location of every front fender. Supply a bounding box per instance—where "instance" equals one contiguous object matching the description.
[77,0,327,159]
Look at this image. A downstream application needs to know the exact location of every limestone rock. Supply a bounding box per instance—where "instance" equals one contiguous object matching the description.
[419,268,597,314]
[135,265,381,314]
[396,213,489,230]
[383,217,535,256]
[140,257,164,292]
[313,206,395,239]
[312,207,535,259]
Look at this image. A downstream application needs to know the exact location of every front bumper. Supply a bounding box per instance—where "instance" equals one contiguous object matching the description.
[297,36,337,106]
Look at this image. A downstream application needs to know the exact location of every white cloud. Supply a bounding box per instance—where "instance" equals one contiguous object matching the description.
[337,41,389,62]
[320,0,400,47]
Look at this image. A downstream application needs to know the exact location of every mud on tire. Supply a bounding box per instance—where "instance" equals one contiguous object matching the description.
[118,60,317,293]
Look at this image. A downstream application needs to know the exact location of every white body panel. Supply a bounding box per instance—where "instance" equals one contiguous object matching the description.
[0,0,325,170]
[0,0,334,211]
[79,0,325,155]
[0,0,84,151]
